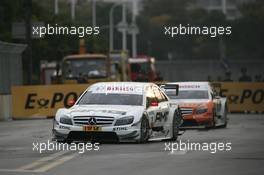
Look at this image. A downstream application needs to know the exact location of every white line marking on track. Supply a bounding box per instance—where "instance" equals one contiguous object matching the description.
[35,153,78,172]
[168,149,188,155]
[18,150,71,170]
[0,169,39,173]
[0,150,78,173]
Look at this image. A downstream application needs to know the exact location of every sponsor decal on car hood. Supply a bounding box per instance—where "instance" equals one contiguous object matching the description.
[170,99,210,108]
[67,105,144,119]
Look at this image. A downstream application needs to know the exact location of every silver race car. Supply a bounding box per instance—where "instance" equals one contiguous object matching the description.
[53,82,182,143]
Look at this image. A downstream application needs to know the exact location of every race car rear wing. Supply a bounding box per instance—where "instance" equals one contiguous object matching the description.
[160,84,179,96]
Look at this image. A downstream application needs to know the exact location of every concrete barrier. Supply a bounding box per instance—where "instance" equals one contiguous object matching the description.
[0,95,12,121]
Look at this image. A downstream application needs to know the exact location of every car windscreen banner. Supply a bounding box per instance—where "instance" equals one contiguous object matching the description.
[220,82,264,112]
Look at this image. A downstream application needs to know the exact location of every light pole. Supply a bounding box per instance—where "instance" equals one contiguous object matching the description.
[55,0,59,15]
[131,0,138,57]
[219,0,228,70]
[109,2,122,52]
[121,3,127,51]
[92,0,96,27]
[71,0,76,21]
[70,0,76,21]
[221,0,227,15]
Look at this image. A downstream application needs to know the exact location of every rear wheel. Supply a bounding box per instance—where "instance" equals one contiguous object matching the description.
[138,116,149,143]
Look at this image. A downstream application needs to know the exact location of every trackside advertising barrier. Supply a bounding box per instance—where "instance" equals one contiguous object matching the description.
[12,84,90,119]
[220,83,264,113]
[11,82,264,119]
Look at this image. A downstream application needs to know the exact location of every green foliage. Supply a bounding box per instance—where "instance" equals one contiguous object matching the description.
[138,0,228,60]
[138,0,263,60]
[227,0,264,59]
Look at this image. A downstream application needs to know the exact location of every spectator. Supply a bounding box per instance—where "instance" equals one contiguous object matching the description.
[239,67,252,82]
[223,71,233,82]
[66,69,73,79]
[84,74,89,83]
[254,74,262,82]
[77,72,86,84]
[207,75,212,82]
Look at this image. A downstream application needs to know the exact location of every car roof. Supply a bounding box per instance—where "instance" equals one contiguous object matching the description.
[64,54,107,60]
[166,81,210,86]
[92,82,154,87]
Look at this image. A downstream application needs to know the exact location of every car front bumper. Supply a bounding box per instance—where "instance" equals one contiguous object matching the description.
[53,123,140,142]
[181,113,213,127]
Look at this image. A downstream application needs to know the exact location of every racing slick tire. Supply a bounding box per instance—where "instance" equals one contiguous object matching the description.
[207,117,216,129]
[205,109,216,129]
[169,109,181,141]
[220,104,228,128]
[138,115,150,143]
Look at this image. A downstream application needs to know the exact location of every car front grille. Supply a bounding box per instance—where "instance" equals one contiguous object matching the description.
[180,107,193,116]
[67,131,119,142]
[181,119,198,127]
[73,116,115,126]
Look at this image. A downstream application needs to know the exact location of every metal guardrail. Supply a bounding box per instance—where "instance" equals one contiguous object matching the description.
[0,41,26,94]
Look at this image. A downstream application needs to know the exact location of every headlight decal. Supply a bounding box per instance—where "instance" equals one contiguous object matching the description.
[115,116,134,126]
[60,115,73,125]
[196,108,208,114]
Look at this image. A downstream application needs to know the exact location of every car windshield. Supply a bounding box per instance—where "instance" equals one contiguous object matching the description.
[130,62,150,74]
[63,58,107,78]
[77,91,143,106]
[167,90,209,99]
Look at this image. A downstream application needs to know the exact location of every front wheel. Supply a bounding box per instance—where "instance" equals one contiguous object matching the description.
[170,110,180,141]
[221,104,228,128]
[206,108,216,129]
[138,116,149,143]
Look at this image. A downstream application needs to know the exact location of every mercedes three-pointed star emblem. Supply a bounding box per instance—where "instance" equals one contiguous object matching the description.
[88,117,97,125]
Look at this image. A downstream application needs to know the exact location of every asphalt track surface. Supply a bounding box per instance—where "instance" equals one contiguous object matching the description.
[0,114,263,175]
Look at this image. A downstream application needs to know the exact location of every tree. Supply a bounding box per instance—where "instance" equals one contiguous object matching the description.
[138,0,227,60]
[227,0,264,59]
[138,0,193,59]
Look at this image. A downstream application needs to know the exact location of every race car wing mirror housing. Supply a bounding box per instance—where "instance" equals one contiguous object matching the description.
[160,84,179,96]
